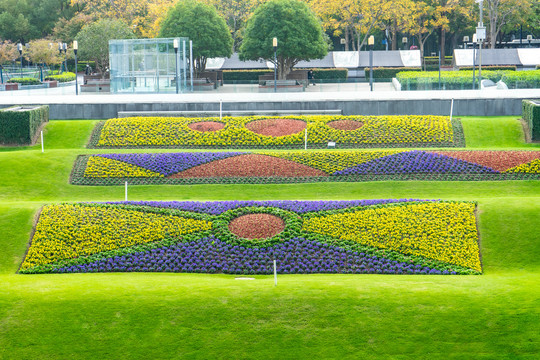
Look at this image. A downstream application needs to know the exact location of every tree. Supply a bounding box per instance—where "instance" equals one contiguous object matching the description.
[159,0,233,77]
[240,0,327,79]
[53,13,96,43]
[75,18,135,77]
[25,39,63,68]
[0,40,18,64]
[201,0,264,51]
[483,0,531,49]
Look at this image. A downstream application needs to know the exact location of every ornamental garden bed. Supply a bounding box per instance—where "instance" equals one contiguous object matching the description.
[87,115,465,149]
[71,150,540,185]
[19,200,481,275]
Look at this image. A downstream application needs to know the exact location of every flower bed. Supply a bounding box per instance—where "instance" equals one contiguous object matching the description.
[71,150,540,185]
[87,115,464,149]
[20,200,481,275]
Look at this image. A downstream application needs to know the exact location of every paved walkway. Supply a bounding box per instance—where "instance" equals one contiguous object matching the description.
[1,80,539,106]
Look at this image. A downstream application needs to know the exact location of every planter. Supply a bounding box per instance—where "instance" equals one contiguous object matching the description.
[5,83,18,91]
[45,80,58,88]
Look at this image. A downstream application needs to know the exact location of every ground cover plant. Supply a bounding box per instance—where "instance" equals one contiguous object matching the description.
[88,115,464,149]
[20,200,481,275]
[71,150,540,185]
[1,117,540,359]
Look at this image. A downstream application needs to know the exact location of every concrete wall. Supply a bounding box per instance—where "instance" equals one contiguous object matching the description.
[47,98,526,119]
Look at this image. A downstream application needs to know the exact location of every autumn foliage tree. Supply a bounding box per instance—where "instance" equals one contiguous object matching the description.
[240,0,327,79]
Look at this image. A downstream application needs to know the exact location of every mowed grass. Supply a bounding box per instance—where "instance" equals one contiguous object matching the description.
[0,117,539,359]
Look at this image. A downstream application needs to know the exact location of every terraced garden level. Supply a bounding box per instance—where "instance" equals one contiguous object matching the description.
[71,150,540,185]
[88,115,464,149]
[20,200,481,275]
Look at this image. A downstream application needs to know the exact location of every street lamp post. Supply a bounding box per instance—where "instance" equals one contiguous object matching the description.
[173,39,179,94]
[402,37,407,50]
[463,36,469,50]
[472,34,477,90]
[475,0,485,89]
[273,37,277,93]
[17,43,23,77]
[340,38,346,51]
[63,43,68,73]
[58,43,63,72]
[527,35,533,47]
[368,35,374,92]
[73,40,78,95]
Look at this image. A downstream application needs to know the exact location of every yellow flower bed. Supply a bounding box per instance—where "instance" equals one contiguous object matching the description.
[21,204,211,270]
[261,150,402,173]
[95,115,454,147]
[302,202,480,271]
[504,159,540,174]
[84,156,163,178]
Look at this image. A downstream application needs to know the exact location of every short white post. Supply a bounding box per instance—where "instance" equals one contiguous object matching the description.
[304,128,307,150]
[450,98,454,122]
[219,99,223,121]
[125,181,128,201]
[273,259,277,286]
[40,131,44,153]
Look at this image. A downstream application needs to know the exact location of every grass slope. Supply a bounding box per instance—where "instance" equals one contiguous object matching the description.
[0,116,539,359]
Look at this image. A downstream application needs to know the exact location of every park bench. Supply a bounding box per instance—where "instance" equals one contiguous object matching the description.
[81,79,110,93]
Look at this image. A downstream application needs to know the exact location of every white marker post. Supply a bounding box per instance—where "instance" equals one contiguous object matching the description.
[450,98,454,122]
[40,130,44,153]
[273,259,277,286]
[125,181,128,201]
[304,128,307,150]
[219,99,223,121]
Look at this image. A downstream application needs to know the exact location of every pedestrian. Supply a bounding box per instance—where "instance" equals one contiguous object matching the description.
[308,70,315,86]
[85,64,92,75]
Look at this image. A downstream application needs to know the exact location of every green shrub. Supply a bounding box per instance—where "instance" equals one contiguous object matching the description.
[364,67,421,80]
[396,70,510,90]
[459,65,517,71]
[223,68,348,82]
[6,77,41,85]
[45,72,76,82]
[501,70,540,89]
[223,69,271,81]
[309,68,348,80]
[424,56,453,66]
[522,100,540,141]
[0,105,49,145]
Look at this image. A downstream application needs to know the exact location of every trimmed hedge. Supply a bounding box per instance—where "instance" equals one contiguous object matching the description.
[0,105,49,145]
[7,77,41,85]
[223,68,348,81]
[522,100,540,141]
[459,66,517,71]
[364,67,421,80]
[396,70,509,90]
[502,70,540,89]
[45,72,76,82]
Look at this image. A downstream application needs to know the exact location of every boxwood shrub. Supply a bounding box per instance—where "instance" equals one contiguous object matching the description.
[223,68,348,82]
[396,70,509,90]
[6,77,41,85]
[364,67,421,80]
[45,72,76,82]
[0,105,49,145]
[459,65,517,71]
[522,100,540,141]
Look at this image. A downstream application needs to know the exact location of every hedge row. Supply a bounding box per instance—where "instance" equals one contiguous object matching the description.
[7,77,41,85]
[0,105,49,145]
[45,72,76,82]
[222,68,348,81]
[364,67,421,80]
[459,66,517,71]
[522,100,540,141]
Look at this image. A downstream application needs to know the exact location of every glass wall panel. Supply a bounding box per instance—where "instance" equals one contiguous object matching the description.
[109,38,190,93]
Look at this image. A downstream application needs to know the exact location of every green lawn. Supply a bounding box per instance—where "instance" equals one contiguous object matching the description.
[0,116,539,359]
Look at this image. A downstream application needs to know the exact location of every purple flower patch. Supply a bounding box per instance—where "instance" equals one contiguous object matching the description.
[97,152,245,176]
[52,237,449,275]
[333,151,499,176]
